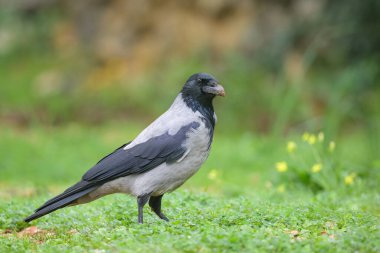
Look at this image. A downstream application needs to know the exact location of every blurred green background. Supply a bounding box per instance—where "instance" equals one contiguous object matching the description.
[0,0,379,191]
[1,2,380,251]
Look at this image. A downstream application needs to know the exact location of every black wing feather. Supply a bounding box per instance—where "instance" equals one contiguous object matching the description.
[83,121,200,181]
[96,142,131,164]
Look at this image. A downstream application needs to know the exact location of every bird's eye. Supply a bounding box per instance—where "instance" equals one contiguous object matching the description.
[197,78,202,83]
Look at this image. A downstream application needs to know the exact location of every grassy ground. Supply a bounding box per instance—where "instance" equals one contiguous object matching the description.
[0,123,379,252]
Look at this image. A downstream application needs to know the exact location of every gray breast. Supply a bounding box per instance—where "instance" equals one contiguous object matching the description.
[131,120,212,196]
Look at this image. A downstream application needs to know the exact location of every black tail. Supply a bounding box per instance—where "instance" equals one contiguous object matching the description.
[24,181,98,222]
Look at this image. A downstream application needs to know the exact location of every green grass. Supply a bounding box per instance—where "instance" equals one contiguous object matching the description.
[0,123,379,252]
[1,191,379,253]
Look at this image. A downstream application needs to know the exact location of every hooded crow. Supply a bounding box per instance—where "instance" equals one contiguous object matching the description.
[24,73,225,224]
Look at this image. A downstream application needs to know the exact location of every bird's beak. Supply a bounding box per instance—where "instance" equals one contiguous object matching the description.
[203,83,226,97]
[215,84,226,97]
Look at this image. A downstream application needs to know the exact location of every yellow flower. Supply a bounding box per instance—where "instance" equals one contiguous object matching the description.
[208,169,218,180]
[329,141,336,153]
[287,141,297,153]
[318,132,325,142]
[302,132,310,141]
[302,132,317,144]
[344,173,356,185]
[311,163,322,173]
[276,161,288,172]
[307,134,316,145]
[277,184,286,193]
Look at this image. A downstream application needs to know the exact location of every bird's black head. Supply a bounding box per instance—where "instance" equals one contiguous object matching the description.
[180,73,225,129]
[181,73,225,105]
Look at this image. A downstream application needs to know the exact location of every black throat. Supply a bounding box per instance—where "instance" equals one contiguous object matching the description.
[181,92,215,129]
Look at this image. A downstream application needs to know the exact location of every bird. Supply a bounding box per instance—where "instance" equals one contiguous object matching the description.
[24,73,225,224]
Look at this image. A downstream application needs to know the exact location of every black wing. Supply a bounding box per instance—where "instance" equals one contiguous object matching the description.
[82,121,200,182]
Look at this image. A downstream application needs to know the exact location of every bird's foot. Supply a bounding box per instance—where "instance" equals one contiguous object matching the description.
[158,212,169,222]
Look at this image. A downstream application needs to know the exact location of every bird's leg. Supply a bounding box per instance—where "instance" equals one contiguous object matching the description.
[137,194,150,224]
[149,195,169,221]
